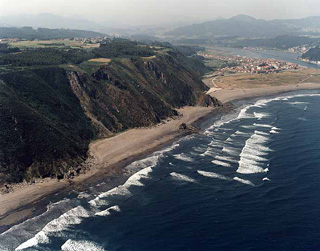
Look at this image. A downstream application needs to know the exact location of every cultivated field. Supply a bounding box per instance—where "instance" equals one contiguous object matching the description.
[88,58,112,63]
[8,39,100,49]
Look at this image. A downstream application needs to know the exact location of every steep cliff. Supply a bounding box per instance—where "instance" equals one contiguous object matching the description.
[0,51,220,184]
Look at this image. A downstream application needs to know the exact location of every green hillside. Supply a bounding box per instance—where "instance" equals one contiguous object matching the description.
[0,40,220,184]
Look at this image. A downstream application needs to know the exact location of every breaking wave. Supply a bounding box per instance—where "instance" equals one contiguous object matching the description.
[170,172,196,183]
[61,240,104,251]
[6,91,320,250]
[212,160,232,167]
[13,142,182,250]
[233,177,256,187]
[237,131,271,174]
[197,170,231,180]
[173,153,194,162]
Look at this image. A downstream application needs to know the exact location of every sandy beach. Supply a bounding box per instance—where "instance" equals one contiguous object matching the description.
[0,106,215,230]
[207,82,320,103]
[2,79,320,231]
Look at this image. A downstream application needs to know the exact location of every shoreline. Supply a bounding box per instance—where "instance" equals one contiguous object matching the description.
[1,83,320,233]
[0,106,218,233]
[207,82,320,104]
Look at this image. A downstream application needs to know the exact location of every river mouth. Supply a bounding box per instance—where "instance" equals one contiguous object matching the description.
[206,45,320,69]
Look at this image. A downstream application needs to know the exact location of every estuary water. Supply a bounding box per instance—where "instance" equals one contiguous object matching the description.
[207,46,320,69]
[2,90,320,250]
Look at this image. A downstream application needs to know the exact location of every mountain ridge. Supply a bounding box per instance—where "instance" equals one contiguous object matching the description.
[166,15,320,38]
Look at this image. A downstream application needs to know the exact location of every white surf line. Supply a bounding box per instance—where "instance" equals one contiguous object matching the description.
[192,146,207,153]
[254,112,270,120]
[270,126,281,134]
[16,206,92,250]
[253,123,273,128]
[15,141,184,250]
[61,239,104,251]
[170,172,196,183]
[197,171,256,187]
[197,170,231,181]
[222,145,240,156]
[212,160,232,168]
[255,130,270,136]
[173,153,194,162]
[237,132,271,174]
[95,205,121,217]
[234,131,251,136]
[288,101,309,105]
[208,140,223,148]
[233,177,255,187]
[215,155,238,163]
[200,147,220,157]
[240,125,256,129]
[207,93,320,134]
[240,152,268,162]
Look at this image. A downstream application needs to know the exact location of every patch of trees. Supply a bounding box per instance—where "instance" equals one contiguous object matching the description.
[0,43,20,54]
[93,38,155,58]
[0,48,91,66]
[174,45,206,56]
[0,27,103,40]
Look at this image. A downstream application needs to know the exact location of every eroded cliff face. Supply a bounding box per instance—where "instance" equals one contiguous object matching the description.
[0,52,221,184]
[0,67,94,184]
[67,71,112,138]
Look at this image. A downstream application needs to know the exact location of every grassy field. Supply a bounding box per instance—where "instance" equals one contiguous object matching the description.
[8,39,100,49]
[141,55,156,60]
[206,68,320,89]
[88,58,112,63]
[80,58,112,74]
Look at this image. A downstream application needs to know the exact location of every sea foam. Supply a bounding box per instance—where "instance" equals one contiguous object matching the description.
[197,170,231,180]
[61,239,104,251]
[233,177,255,186]
[95,205,121,217]
[173,153,194,162]
[212,160,232,168]
[16,206,92,250]
[170,172,196,183]
[237,131,271,174]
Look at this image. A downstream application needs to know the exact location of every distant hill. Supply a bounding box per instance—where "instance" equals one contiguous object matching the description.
[167,15,320,39]
[0,27,104,39]
[167,15,296,38]
[274,16,320,33]
[0,13,122,34]
[235,35,320,49]
[302,47,320,61]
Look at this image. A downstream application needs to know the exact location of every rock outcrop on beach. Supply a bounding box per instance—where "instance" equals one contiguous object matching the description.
[0,49,219,185]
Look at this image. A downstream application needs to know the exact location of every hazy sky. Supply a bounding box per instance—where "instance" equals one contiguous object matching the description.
[0,0,320,26]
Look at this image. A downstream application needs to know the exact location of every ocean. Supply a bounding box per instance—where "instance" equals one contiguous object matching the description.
[2,90,320,250]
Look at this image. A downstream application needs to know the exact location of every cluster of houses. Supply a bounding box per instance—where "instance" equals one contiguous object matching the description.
[288,45,311,54]
[198,52,300,75]
[72,37,108,44]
